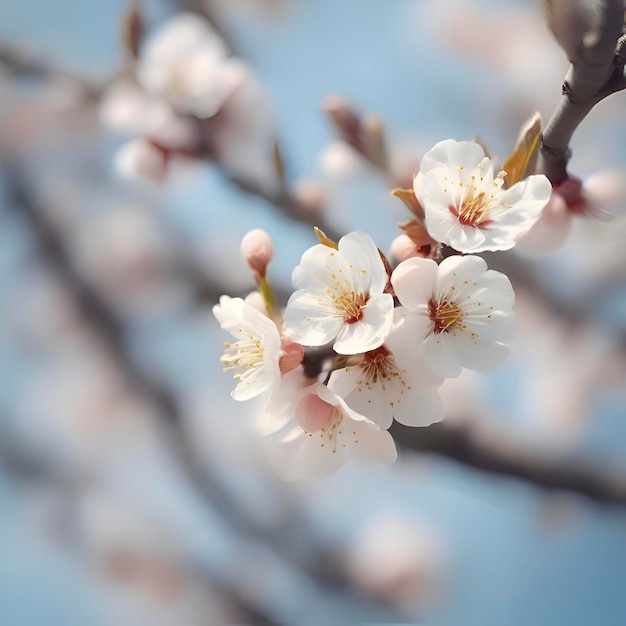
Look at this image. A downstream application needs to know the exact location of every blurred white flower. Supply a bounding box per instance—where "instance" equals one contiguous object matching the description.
[346,515,446,610]
[73,206,179,315]
[415,139,551,252]
[100,81,196,149]
[391,255,516,378]
[137,13,243,119]
[115,138,169,182]
[515,191,572,255]
[268,382,397,481]
[284,231,394,354]
[328,309,444,429]
[213,295,282,401]
[210,61,278,194]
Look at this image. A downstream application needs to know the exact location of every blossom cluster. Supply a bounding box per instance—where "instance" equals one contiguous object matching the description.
[214,139,552,480]
[100,12,276,190]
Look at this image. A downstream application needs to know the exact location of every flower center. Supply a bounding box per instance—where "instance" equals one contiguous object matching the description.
[220,335,265,385]
[448,171,505,228]
[360,345,395,383]
[429,298,465,334]
[333,290,368,324]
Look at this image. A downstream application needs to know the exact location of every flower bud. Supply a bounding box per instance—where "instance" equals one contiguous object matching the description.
[516,192,572,255]
[389,234,423,263]
[279,339,304,374]
[240,228,274,278]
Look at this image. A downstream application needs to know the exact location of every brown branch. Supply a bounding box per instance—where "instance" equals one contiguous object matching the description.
[390,420,626,506]
[540,0,626,183]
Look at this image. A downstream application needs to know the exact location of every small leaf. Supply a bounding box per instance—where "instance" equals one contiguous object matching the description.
[392,188,423,218]
[313,226,338,250]
[502,113,542,187]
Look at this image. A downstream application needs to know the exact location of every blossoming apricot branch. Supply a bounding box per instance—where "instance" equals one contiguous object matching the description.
[214,136,556,480]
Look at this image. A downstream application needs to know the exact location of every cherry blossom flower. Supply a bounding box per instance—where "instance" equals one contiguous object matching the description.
[414,139,551,253]
[266,381,397,481]
[284,231,394,354]
[391,255,516,378]
[213,295,281,400]
[137,13,243,119]
[328,309,444,429]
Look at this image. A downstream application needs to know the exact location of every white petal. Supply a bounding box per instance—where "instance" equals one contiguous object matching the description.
[454,335,510,371]
[338,231,388,294]
[419,139,486,174]
[348,418,398,467]
[329,368,394,429]
[333,293,394,355]
[283,290,343,346]
[392,388,445,427]
[391,257,438,310]
[422,332,463,378]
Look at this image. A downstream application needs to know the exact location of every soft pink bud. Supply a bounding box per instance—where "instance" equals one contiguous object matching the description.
[296,393,336,433]
[115,139,169,182]
[581,170,625,221]
[293,179,327,216]
[389,234,422,263]
[240,228,274,277]
[279,340,304,374]
[553,175,583,204]
[516,192,572,255]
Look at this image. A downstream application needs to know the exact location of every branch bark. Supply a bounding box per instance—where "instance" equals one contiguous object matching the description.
[540,0,626,183]
[390,420,626,506]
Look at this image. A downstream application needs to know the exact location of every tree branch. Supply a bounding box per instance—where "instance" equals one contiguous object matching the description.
[390,420,626,506]
[540,0,625,183]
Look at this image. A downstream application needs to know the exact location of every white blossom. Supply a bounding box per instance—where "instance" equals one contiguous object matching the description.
[284,231,394,355]
[414,139,551,253]
[213,295,281,400]
[391,255,516,378]
[137,13,243,119]
[100,81,196,149]
[328,309,444,429]
[267,381,397,481]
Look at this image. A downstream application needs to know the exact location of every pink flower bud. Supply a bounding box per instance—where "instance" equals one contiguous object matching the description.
[240,228,273,277]
[279,339,304,374]
[581,170,625,221]
[389,234,422,263]
[293,179,327,217]
[516,192,572,255]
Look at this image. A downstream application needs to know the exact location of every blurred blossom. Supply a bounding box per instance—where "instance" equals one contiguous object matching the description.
[115,139,170,183]
[16,351,157,465]
[71,205,185,316]
[292,179,328,217]
[79,494,236,625]
[100,81,197,150]
[345,515,446,610]
[137,13,241,120]
[208,61,278,193]
[513,291,620,448]
[318,140,364,180]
